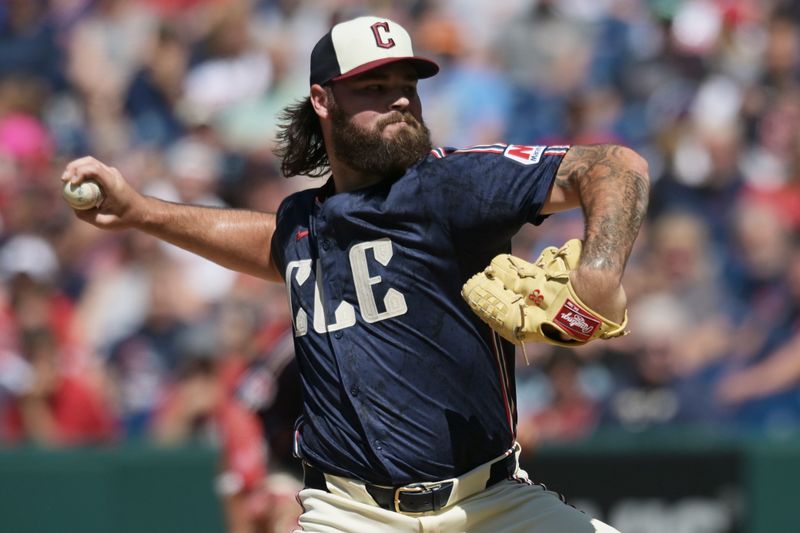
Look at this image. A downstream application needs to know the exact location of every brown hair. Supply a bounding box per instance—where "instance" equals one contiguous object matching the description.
[273,96,329,178]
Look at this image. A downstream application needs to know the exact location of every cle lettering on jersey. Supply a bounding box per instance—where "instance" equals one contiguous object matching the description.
[284,238,408,337]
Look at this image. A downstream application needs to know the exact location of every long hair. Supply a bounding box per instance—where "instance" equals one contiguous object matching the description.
[274,97,329,178]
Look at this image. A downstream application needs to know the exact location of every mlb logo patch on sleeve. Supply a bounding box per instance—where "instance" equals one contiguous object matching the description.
[503,145,546,166]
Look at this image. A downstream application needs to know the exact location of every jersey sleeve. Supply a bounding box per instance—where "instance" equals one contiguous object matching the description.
[421,144,570,251]
[270,199,288,278]
[270,190,308,281]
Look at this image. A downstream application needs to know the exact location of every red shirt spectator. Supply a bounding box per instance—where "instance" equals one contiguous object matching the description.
[152,357,270,532]
[0,328,116,446]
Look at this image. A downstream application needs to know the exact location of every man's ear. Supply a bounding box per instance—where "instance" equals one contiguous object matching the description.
[310,84,331,119]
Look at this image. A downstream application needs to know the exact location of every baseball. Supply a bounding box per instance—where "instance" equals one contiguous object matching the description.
[62,179,104,210]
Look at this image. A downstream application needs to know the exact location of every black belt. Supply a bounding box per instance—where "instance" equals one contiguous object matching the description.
[302,453,516,514]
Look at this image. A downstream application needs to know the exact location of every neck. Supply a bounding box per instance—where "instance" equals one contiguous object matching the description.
[328,158,383,193]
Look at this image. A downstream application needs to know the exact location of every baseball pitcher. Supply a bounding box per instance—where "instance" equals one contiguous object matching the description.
[61,16,648,533]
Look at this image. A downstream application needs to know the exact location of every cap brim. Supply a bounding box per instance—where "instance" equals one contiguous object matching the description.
[331,57,439,82]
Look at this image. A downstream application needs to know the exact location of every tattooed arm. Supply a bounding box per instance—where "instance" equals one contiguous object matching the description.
[542,144,650,321]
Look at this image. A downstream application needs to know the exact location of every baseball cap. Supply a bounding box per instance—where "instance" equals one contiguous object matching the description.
[310,16,439,86]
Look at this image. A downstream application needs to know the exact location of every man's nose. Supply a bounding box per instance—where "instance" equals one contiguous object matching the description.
[390,94,410,111]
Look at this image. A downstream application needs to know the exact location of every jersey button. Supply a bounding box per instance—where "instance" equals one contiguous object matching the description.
[334,331,343,339]
[350,384,359,396]
[321,239,330,251]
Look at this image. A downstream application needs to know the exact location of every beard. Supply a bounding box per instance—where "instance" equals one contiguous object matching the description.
[329,102,432,180]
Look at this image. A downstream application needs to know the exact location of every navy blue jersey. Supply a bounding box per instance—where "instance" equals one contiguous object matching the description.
[272,143,570,485]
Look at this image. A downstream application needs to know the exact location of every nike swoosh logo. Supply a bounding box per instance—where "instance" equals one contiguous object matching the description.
[296,230,309,241]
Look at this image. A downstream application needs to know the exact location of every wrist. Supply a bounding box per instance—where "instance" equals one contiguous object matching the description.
[569,267,626,323]
[131,195,162,230]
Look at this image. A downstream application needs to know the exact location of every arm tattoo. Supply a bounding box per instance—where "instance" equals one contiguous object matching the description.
[555,144,649,274]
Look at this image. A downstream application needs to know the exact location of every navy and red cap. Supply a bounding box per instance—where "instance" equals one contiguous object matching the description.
[309,16,440,86]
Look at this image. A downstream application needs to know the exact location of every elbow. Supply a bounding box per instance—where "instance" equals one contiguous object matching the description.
[616,145,650,189]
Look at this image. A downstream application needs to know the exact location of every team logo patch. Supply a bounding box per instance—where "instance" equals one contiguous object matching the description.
[371,21,395,49]
[503,145,546,166]
[553,299,601,341]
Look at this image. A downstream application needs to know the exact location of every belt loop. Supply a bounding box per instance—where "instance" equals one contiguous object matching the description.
[303,462,329,492]
[486,453,515,488]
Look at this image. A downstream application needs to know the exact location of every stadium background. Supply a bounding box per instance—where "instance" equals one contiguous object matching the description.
[1,0,800,532]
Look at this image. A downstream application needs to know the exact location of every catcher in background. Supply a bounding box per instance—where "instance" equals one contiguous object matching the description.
[60,15,648,533]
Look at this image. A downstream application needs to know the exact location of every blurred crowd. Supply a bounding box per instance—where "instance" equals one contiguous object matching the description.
[2,0,800,530]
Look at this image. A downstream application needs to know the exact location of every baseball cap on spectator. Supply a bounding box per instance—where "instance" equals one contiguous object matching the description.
[166,137,222,184]
[0,234,59,283]
[0,114,53,166]
[309,16,439,86]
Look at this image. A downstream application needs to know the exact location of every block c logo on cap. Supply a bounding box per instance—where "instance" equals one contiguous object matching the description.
[371,21,396,49]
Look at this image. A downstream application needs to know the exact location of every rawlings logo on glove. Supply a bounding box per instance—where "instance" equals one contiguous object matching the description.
[555,300,601,340]
[461,239,628,353]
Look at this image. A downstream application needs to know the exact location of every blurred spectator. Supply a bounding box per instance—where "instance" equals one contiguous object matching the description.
[0,327,116,446]
[0,0,65,92]
[723,199,793,327]
[517,348,601,448]
[0,111,54,178]
[415,6,513,147]
[105,256,199,437]
[0,235,89,373]
[163,134,225,205]
[715,238,800,432]
[180,1,273,127]
[215,282,303,532]
[124,23,189,147]
[66,0,158,154]
[760,13,800,91]
[651,119,744,245]
[152,351,272,533]
[0,109,57,235]
[627,211,733,376]
[599,292,724,430]
[70,231,164,356]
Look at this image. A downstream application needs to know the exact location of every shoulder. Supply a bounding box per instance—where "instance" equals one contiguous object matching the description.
[275,183,324,221]
[278,185,319,210]
[421,143,570,168]
[413,143,570,190]
[412,144,510,184]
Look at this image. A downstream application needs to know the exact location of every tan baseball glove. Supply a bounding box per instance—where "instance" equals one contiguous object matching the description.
[461,239,628,350]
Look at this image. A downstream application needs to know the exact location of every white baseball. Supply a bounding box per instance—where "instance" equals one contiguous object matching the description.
[62,179,104,210]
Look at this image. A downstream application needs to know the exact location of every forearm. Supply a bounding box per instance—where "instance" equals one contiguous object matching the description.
[717,336,800,405]
[556,145,650,318]
[741,337,800,396]
[62,156,283,282]
[136,196,280,281]
[566,145,649,274]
